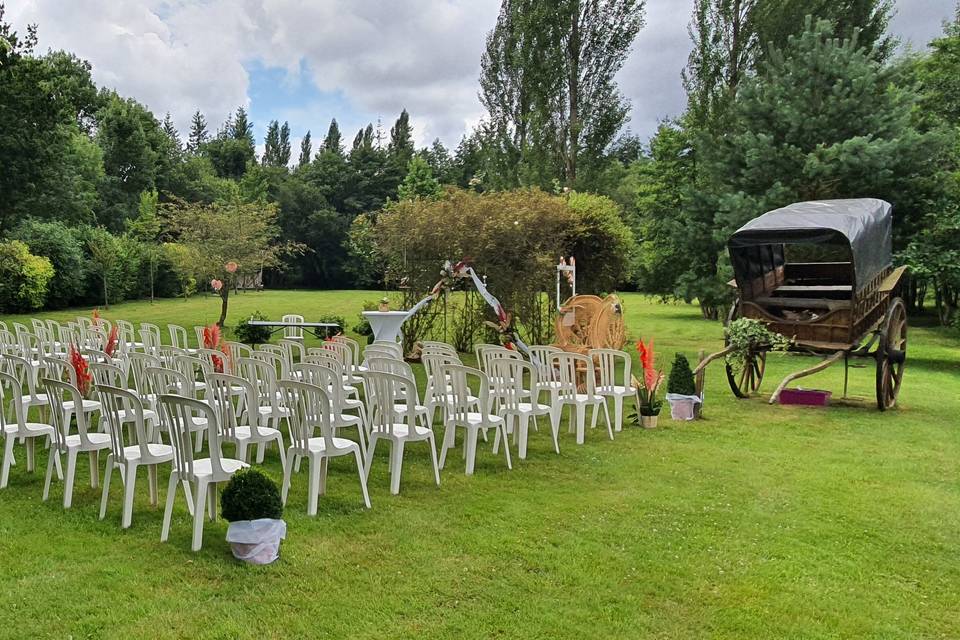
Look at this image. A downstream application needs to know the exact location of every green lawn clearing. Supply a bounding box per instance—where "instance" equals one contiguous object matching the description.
[1,291,958,639]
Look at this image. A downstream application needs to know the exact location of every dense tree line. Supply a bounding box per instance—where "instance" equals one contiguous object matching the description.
[1,0,958,327]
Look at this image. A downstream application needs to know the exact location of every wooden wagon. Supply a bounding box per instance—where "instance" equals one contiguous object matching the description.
[695,199,908,410]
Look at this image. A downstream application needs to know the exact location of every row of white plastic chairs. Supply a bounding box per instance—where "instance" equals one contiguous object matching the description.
[0,321,639,550]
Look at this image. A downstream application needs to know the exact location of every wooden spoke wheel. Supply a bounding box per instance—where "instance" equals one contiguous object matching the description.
[876,297,907,411]
[725,349,767,398]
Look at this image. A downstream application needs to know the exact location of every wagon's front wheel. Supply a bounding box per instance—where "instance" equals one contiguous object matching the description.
[725,350,766,398]
[876,297,907,411]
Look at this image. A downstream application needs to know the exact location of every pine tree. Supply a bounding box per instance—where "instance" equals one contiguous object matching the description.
[262,120,280,166]
[278,121,291,166]
[162,113,181,151]
[322,118,342,155]
[187,110,209,153]
[231,106,255,149]
[298,130,312,168]
[397,155,442,200]
[388,109,414,163]
[667,353,697,396]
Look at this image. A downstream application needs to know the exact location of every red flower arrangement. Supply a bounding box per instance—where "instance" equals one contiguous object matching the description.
[202,323,231,373]
[634,338,664,417]
[69,344,93,397]
[92,308,101,327]
[104,325,119,358]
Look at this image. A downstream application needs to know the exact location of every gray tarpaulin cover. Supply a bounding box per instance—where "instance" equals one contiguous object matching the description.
[728,199,893,291]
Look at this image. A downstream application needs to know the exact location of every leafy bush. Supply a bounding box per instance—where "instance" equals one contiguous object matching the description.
[316,313,347,337]
[353,300,377,343]
[220,468,283,522]
[11,219,87,309]
[666,352,697,396]
[725,318,791,373]
[0,240,55,313]
[234,311,272,344]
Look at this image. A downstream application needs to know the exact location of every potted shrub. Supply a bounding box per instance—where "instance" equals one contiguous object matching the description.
[665,353,701,421]
[632,338,664,428]
[221,468,286,565]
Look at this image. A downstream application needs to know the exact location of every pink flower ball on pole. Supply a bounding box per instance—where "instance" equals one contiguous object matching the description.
[211,279,223,292]
[225,261,238,274]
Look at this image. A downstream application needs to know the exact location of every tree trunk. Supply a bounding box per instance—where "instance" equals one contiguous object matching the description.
[218,288,229,328]
[102,275,109,309]
[566,2,581,185]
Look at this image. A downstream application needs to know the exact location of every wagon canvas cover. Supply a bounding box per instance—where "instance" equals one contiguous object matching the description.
[728,198,893,292]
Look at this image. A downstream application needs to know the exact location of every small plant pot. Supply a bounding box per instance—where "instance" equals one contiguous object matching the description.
[225,518,286,565]
[666,393,702,421]
[640,414,659,429]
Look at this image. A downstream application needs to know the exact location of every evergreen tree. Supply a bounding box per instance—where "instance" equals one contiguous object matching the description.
[231,106,255,150]
[322,118,342,155]
[667,353,697,395]
[162,113,182,151]
[298,130,312,168]
[262,120,280,166]
[278,121,291,166]
[187,110,208,153]
[423,138,454,184]
[388,109,414,163]
[397,155,442,200]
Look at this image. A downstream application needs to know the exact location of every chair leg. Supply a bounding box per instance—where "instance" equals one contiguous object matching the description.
[389,440,404,495]
[591,400,602,429]
[121,463,138,529]
[354,448,371,508]
[25,437,35,473]
[88,450,99,489]
[318,457,329,496]
[427,433,441,487]
[363,434,378,480]
[63,449,78,509]
[207,483,217,521]
[501,424,512,469]
[548,412,560,454]
[99,456,114,519]
[147,464,159,507]
[603,402,613,440]
[517,415,529,460]
[281,452,294,507]
[194,427,204,453]
[161,471,179,542]
[255,442,265,464]
[273,434,287,469]
[465,427,478,475]
[191,479,207,551]
[576,405,586,445]
[438,424,454,470]
[307,456,321,516]
[43,450,58,501]
[613,395,624,432]
[0,435,15,488]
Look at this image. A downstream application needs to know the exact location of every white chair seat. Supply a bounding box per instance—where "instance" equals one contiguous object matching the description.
[229,425,282,440]
[376,423,433,439]
[258,405,292,418]
[121,443,174,461]
[302,436,360,453]
[21,422,55,437]
[461,412,504,426]
[597,384,635,396]
[64,432,111,448]
[63,398,101,413]
[190,457,246,478]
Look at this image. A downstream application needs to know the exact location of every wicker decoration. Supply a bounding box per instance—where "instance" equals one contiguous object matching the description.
[554,294,626,353]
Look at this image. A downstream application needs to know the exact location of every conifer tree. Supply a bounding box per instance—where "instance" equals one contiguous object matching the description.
[298,130,312,168]
[187,110,209,153]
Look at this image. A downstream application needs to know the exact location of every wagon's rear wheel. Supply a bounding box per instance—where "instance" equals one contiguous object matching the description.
[876,297,907,411]
[726,350,766,398]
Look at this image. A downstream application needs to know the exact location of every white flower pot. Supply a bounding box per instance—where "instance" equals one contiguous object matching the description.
[225,518,286,565]
[640,414,659,429]
[666,393,702,421]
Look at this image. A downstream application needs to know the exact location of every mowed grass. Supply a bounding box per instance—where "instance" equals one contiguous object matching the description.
[1,290,959,639]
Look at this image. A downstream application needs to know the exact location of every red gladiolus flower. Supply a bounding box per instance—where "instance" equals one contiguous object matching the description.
[636,338,659,390]
[104,325,119,358]
[69,344,92,397]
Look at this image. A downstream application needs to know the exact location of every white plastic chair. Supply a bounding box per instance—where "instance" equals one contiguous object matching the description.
[294,363,367,454]
[527,344,563,406]
[206,373,286,467]
[41,378,112,508]
[139,323,162,354]
[168,324,196,353]
[278,380,370,514]
[95,384,175,528]
[0,371,57,489]
[589,348,639,433]
[438,364,511,475]
[366,341,402,361]
[489,358,556,460]
[332,335,364,375]
[361,370,440,494]
[159,393,247,551]
[551,352,612,445]
[40,355,101,427]
[145,366,207,450]
[366,357,430,427]
[126,352,162,410]
[90,362,159,433]
[237,357,291,435]
[282,314,305,343]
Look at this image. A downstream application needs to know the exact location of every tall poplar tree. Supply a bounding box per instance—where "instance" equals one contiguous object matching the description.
[322,118,343,155]
[298,130,312,168]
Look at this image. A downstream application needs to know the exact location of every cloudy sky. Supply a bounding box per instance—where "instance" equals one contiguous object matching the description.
[7,0,957,153]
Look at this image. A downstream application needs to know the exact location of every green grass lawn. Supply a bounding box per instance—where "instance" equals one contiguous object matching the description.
[1,291,959,639]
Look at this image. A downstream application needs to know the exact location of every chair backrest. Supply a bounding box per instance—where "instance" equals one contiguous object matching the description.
[237,357,282,411]
[588,348,631,391]
[139,323,162,353]
[366,356,414,380]
[293,363,345,414]
[156,346,187,368]
[17,331,42,359]
[479,346,522,374]
[127,352,161,396]
[90,361,125,388]
[332,335,361,366]
[43,378,96,451]
[278,339,305,367]
[441,364,491,419]
[489,358,538,414]
[206,373,263,440]
[527,345,561,379]
[362,370,418,435]
[421,341,458,357]
[0,371,26,430]
[159,393,226,481]
[312,341,351,368]
[224,341,253,361]
[195,347,231,375]
[281,314,304,340]
[95,384,152,463]
[552,351,596,399]
[363,345,400,365]
[193,326,206,348]
[371,340,403,358]
[250,349,287,379]
[40,355,75,387]
[116,319,136,345]
[168,324,190,350]
[474,344,503,370]
[0,329,18,356]
[145,366,192,398]
[277,380,336,453]
[5,354,42,402]
[171,354,205,387]
[81,347,112,366]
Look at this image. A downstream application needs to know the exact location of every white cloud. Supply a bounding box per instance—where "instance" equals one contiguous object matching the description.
[7,0,958,149]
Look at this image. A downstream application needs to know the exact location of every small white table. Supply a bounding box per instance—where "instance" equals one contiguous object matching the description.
[361,311,409,343]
